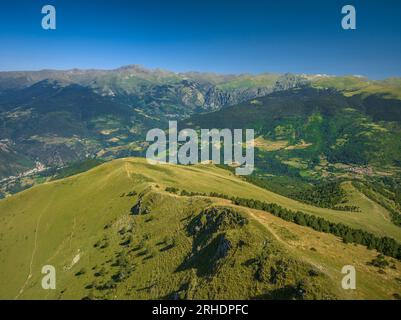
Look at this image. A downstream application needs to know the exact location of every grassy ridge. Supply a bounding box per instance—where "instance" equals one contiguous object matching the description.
[0,158,400,299]
[168,189,401,260]
[121,160,401,241]
[0,159,336,299]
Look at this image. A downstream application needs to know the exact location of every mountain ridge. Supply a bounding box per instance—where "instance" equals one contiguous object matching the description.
[1,157,400,300]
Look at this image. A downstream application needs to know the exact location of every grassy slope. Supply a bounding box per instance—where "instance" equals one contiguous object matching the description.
[244,204,401,299]
[312,76,401,99]
[216,74,281,90]
[0,158,400,300]
[115,159,400,241]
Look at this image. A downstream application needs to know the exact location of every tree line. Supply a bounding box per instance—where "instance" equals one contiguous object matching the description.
[166,188,401,260]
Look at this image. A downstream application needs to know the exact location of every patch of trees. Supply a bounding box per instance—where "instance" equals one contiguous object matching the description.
[165,187,179,194]
[368,254,390,269]
[126,191,137,197]
[255,152,302,178]
[395,188,401,207]
[165,188,401,260]
[333,205,360,212]
[293,181,359,211]
[5,180,33,195]
[50,159,104,181]
[243,175,309,198]
[326,140,369,165]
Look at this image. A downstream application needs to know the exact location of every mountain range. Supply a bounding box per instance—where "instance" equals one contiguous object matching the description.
[0,66,309,180]
[1,65,401,182]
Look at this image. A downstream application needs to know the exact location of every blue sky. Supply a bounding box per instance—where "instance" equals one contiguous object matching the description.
[0,0,400,78]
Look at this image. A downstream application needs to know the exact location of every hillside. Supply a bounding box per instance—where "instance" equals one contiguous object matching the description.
[311,76,401,100]
[184,88,401,167]
[183,88,401,222]
[0,158,400,300]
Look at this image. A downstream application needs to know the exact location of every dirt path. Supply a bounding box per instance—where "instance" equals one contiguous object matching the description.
[14,212,45,299]
[245,208,334,278]
[69,217,77,249]
[14,197,54,300]
[124,162,132,180]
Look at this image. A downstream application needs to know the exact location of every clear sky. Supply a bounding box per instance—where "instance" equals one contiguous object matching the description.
[0,0,400,78]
